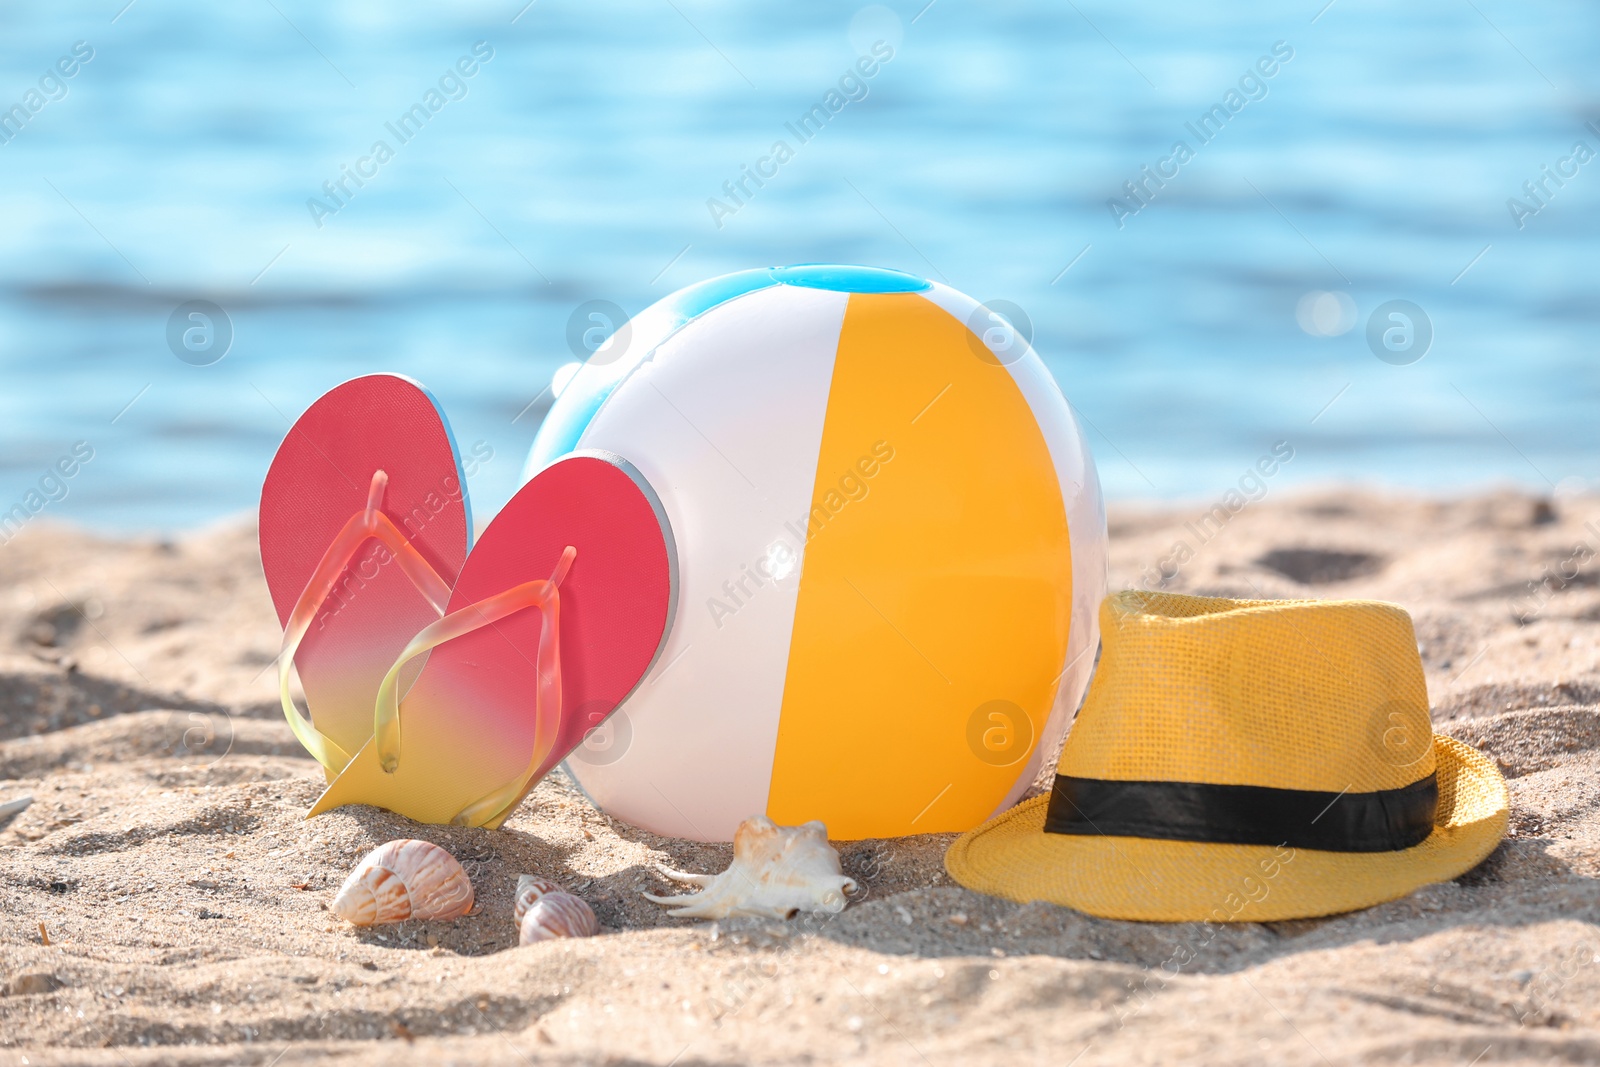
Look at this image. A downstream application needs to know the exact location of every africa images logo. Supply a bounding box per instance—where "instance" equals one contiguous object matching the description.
[706,40,896,229]
[305,42,496,228]
[1105,40,1294,228]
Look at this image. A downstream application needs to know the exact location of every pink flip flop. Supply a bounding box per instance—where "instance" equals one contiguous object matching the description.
[307,450,676,828]
[259,374,471,778]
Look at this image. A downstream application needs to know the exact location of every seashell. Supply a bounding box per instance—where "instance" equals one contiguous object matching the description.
[0,795,32,831]
[518,891,599,944]
[512,874,565,925]
[642,814,857,921]
[331,839,474,926]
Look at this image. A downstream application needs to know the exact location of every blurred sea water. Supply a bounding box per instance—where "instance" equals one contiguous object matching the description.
[0,0,1596,531]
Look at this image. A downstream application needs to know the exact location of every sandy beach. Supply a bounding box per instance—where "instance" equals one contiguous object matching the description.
[3,487,1600,1065]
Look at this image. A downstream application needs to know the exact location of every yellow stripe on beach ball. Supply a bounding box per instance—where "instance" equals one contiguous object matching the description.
[766,292,1075,839]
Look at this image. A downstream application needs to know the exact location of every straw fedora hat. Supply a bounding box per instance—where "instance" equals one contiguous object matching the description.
[945,592,1508,922]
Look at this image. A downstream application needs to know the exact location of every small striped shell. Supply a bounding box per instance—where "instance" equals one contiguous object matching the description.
[332,840,474,926]
[513,875,565,925]
[518,891,599,945]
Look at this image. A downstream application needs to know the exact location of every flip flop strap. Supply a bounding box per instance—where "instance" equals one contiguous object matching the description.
[278,471,455,772]
[373,546,577,827]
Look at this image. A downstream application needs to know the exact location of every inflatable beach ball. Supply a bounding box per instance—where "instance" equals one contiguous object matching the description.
[527,265,1106,841]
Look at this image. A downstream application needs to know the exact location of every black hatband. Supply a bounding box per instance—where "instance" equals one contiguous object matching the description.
[1043,772,1438,853]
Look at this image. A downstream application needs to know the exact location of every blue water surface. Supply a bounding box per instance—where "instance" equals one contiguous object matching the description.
[0,0,1595,531]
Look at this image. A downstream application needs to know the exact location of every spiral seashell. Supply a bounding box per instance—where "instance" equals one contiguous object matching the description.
[331,839,474,926]
[518,891,599,945]
[643,814,856,921]
[513,875,565,925]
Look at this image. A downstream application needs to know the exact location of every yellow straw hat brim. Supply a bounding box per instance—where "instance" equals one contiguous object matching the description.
[945,736,1509,923]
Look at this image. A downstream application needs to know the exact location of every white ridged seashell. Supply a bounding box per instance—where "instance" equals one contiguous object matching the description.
[513,875,565,925]
[331,839,474,926]
[518,891,599,944]
[0,795,32,831]
[642,815,857,921]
